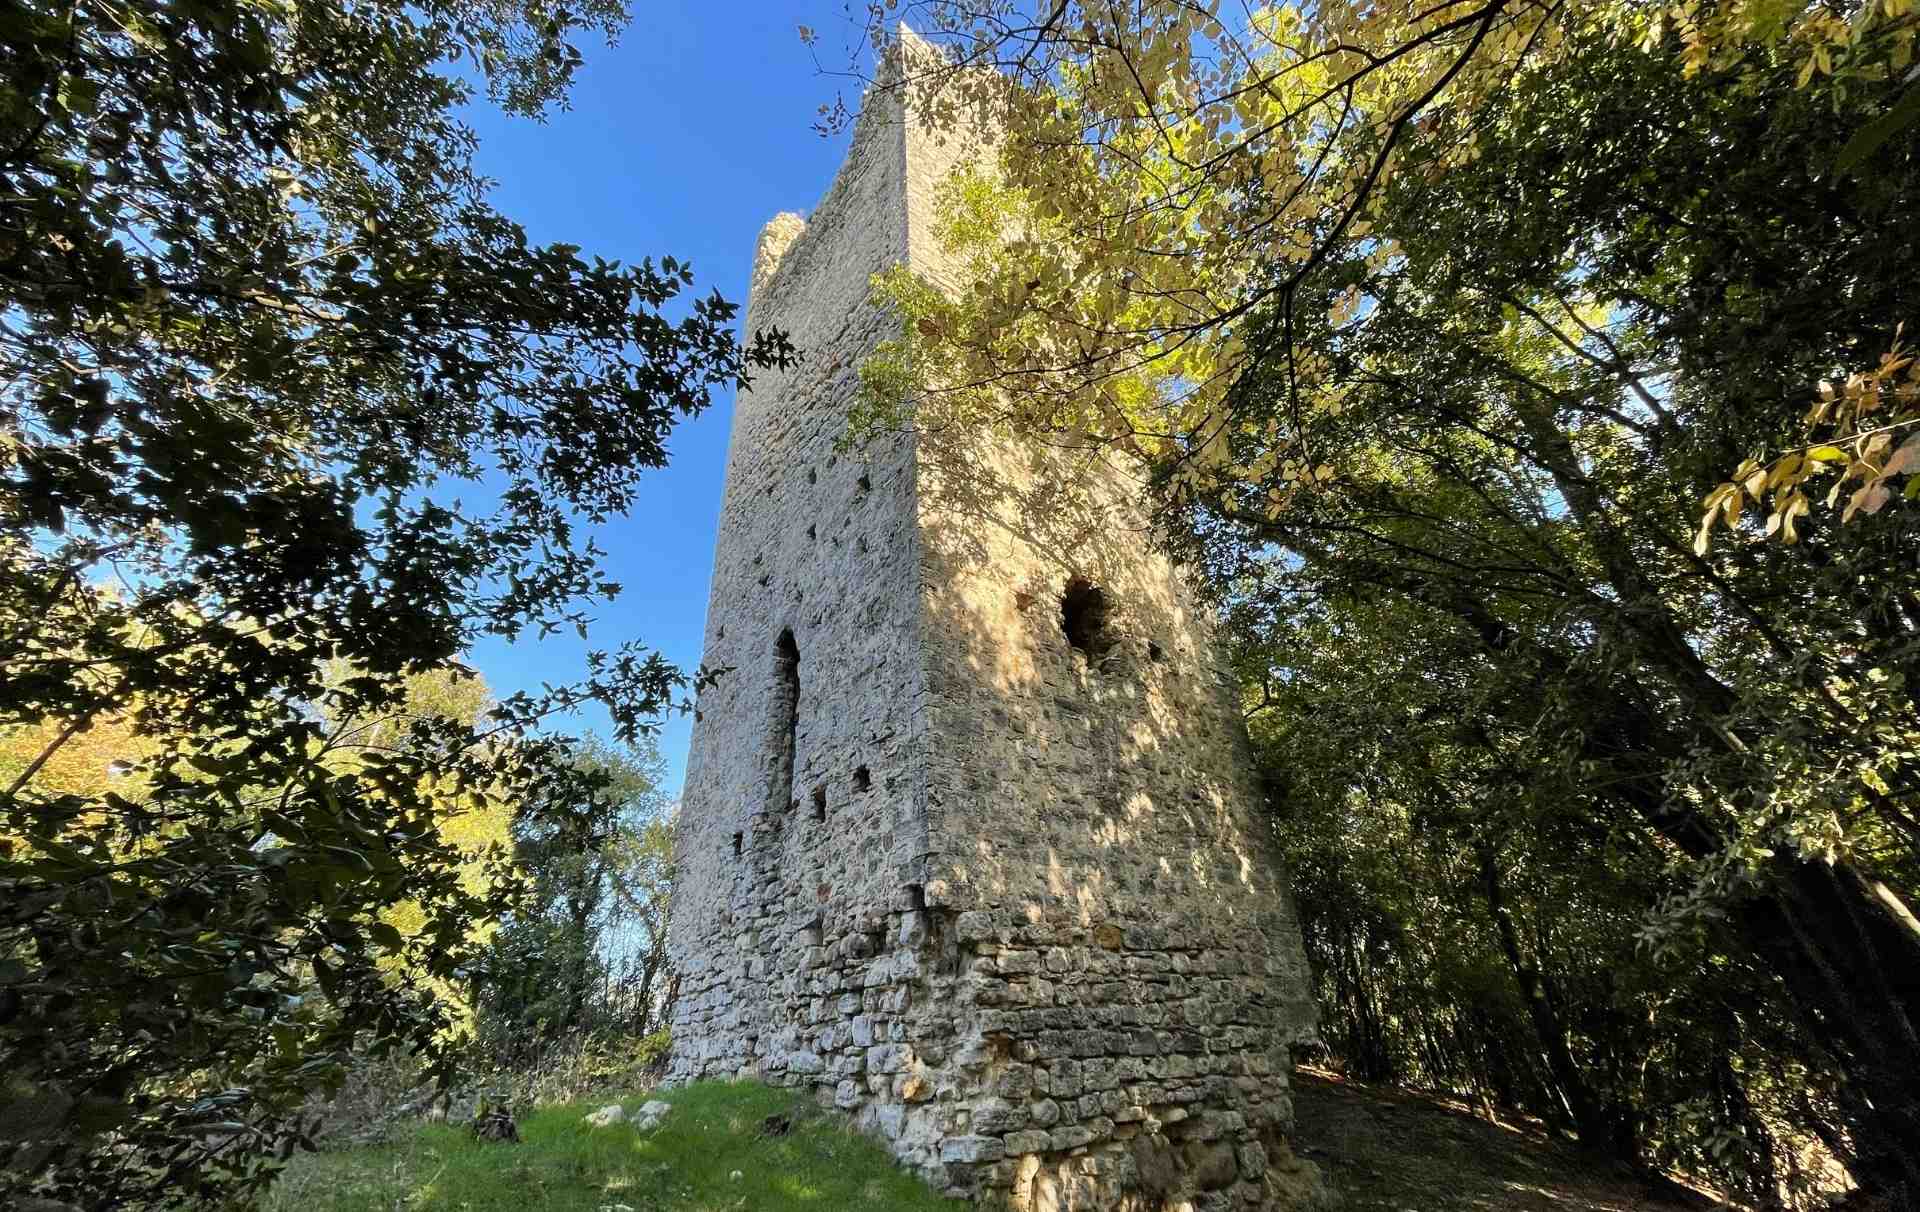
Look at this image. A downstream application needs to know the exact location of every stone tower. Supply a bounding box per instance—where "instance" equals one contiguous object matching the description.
[665,32,1321,1210]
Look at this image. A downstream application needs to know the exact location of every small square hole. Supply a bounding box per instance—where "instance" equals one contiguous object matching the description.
[853,766,871,793]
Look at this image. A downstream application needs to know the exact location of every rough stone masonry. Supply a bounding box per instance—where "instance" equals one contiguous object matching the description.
[664,31,1322,1211]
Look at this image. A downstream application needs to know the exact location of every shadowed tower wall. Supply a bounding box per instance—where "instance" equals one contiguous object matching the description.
[665,37,1321,1211]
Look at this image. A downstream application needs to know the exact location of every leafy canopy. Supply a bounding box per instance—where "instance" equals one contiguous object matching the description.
[841,0,1920,1197]
[0,0,784,1205]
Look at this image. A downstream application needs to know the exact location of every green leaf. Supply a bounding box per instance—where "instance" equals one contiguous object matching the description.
[1837,84,1920,176]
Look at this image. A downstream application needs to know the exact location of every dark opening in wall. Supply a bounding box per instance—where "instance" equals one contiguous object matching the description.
[808,468,817,484]
[1061,578,1114,656]
[771,629,800,814]
[853,765,871,793]
[904,883,926,912]
[812,785,827,821]
[1148,640,1165,663]
[731,831,743,858]
[857,471,871,493]
[806,524,815,541]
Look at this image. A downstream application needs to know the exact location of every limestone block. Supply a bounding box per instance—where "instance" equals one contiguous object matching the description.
[787,1051,825,1075]
[1049,1125,1096,1151]
[633,1101,672,1132]
[1184,1141,1238,1191]
[941,1135,1006,1164]
[1236,1140,1268,1180]
[1003,1129,1051,1155]
[969,1098,1027,1134]
[897,1073,934,1103]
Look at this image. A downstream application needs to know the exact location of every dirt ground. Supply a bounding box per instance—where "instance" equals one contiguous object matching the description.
[1289,1067,1725,1212]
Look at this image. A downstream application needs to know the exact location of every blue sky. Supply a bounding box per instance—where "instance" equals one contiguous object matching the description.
[461,3,865,797]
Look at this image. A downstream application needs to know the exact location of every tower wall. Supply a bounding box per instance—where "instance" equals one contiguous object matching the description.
[667,37,1321,1210]
[665,69,935,1087]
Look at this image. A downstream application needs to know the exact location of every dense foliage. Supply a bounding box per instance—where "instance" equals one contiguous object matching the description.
[0,0,781,1205]
[851,1,1920,1204]
[472,736,678,1065]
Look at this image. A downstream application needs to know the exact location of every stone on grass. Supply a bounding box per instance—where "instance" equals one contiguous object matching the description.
[470,1107,518,1143]
[633,1099,673,1131]
[583,1104,626,1128]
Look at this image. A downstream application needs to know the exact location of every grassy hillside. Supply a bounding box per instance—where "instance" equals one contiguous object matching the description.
[264,1069,1739,1212]
[261,1081,967,1212]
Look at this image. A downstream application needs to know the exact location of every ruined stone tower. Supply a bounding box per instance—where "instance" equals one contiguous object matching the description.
[665,33,1321,1210]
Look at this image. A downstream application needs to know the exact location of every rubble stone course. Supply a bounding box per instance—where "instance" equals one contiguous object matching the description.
[665,31,1321,1211]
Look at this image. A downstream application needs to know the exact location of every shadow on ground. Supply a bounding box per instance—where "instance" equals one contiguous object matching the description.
[1290,1067,1723,1212]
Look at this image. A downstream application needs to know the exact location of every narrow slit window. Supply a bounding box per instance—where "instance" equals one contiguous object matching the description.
[771,629,800,814]
[853,766,871,793]
[812,785,827,821]
[732,831,743,858]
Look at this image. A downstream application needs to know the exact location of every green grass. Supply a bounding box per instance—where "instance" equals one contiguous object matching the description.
[259,1081,967,1212]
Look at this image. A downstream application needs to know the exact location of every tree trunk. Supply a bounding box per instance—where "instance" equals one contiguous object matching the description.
[1477,845,1634,1160]
[1736,860,1920,1197]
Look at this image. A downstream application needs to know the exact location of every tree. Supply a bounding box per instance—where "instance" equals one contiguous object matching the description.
[474,736,677,1053]
[838,1,1920,1198]
[0,0,784,1204]
[1236,577,1852,1202]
